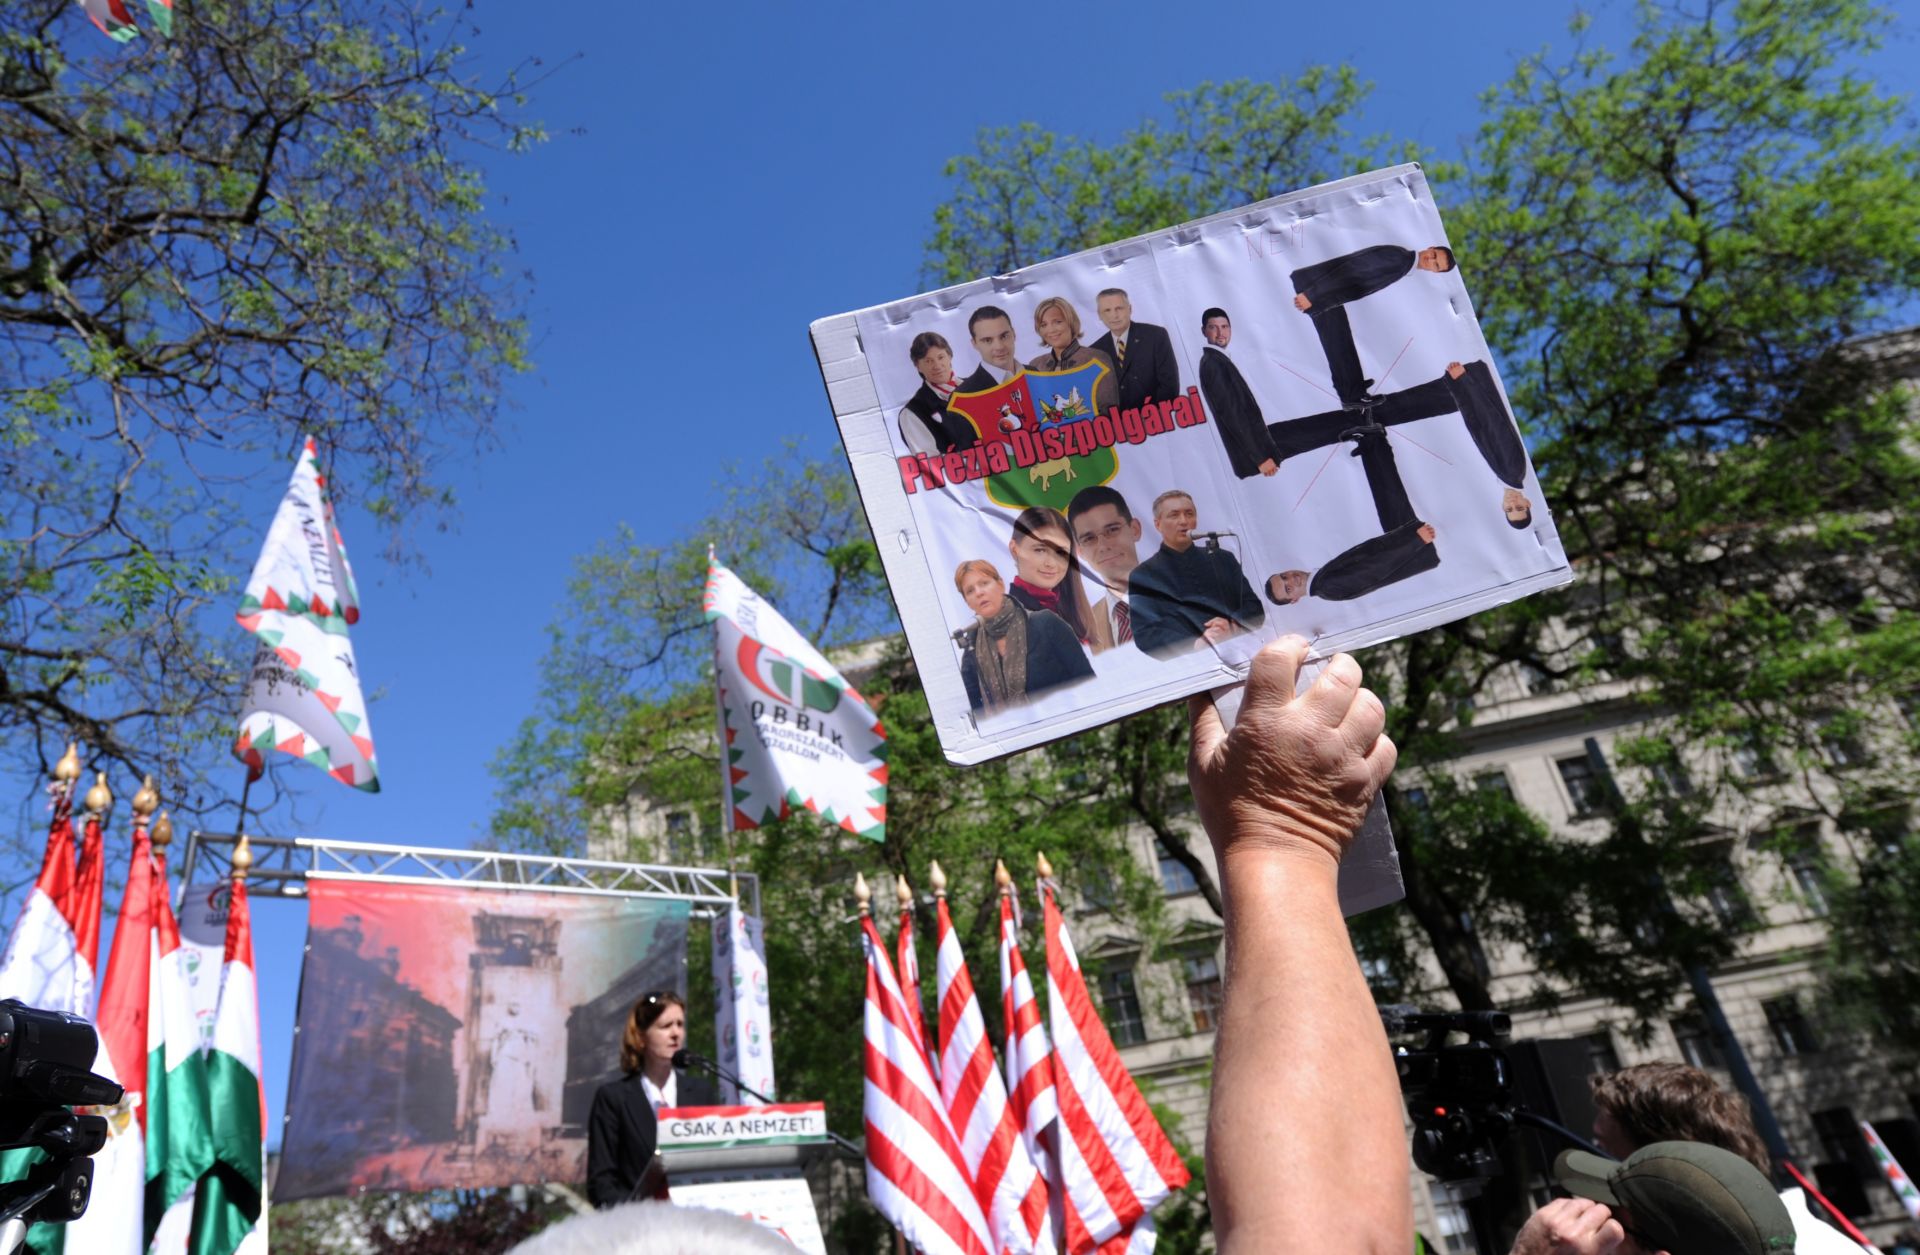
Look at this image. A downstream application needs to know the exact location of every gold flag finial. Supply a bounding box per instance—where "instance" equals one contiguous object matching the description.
[729,873,740,901]
[233,833,254,880]
[84,771,113,815]
[929,860,947,897]
[994,858,1011,893]
[54,743,81,785]
[854,871,872,916]
[1036,850,1054,880]
[152,811,173,850]
[896,876,914,909]
[131,775,159,818]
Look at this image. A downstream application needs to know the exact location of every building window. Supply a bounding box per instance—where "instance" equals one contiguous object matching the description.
[1520,663,1555,695]
[1183,952,1223,1033]
[1819,718,1868,769]
[1400,785,1431,815]
[1670,1014,1725,1071]
[664,810,695,864]
[1157,851,1199,896]
[1098,966,1147,1046]
[1702,867,1751,928]
[1781,828,1830,916]
[1811,1107,1868,1175]
[1763,997,1820,1057]
[1557,754,1608,817]
[1731,735,1779,781]
[1651,758,1695,797]
[1585,1030,1622,1076]
[1845,805,1910,856]
[1474,771,1513,799]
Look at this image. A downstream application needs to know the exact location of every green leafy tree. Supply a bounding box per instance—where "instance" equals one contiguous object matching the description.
[1,0,535,824]
[924,0,1920,1028]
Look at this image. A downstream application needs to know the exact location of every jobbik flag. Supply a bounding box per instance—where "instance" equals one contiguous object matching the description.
[711,898,776,1105]
[706,563,886,839]
[1862,1120,1920,1221]
[233,436,380,791]
[861,912,994,1255]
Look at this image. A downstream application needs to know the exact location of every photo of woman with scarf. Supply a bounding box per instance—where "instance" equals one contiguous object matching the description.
[1004,504,1113,653]
[954,559,1094,715]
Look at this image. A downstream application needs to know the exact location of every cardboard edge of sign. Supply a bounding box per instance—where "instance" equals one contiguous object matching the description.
[807,161,1574,768]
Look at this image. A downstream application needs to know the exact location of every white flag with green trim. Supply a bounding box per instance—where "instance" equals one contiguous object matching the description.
[233,437,380,791]
[705,563,886,840]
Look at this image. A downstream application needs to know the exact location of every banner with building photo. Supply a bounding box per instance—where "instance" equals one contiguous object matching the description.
[276,881,690,1199]
[811,163,1572,765]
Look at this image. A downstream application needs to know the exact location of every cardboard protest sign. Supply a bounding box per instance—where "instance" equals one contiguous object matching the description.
[812,164,1570,765]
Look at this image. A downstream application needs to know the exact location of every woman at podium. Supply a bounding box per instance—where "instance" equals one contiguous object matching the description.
[586,991,721,1208]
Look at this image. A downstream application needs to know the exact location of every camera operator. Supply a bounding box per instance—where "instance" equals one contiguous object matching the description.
[1188,637,1409,1253]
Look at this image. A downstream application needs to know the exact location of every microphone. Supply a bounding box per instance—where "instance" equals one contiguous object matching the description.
[1190,530,1237,541]
[674,1049,865,1160]
[674,1048,776,1105]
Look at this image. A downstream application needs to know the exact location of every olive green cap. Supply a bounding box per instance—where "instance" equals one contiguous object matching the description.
[1555,1142,1795,1255]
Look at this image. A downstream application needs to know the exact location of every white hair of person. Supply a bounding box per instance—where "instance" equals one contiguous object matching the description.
[507,1201,801,1255]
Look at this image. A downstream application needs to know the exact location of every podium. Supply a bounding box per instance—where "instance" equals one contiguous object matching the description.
[658,1103,836,1254]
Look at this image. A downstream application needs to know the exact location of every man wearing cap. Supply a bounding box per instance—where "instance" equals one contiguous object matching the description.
[1510,1141,1797,1255]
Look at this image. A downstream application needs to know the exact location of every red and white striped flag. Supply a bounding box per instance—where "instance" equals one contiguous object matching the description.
[998,878,1059,1206]
[861,898,994,1255]
[1041,880,1189,1253]
[897,882,938,1084]
[936,873,1052,1255]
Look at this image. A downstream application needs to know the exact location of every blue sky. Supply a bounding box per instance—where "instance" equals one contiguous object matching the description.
[14,0,1918,1153]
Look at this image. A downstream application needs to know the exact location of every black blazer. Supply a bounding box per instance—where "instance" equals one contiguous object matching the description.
[900,383,976,454]
[959,607,1094,713]
[586,1069,723,1208]
[1090,321,1181,413]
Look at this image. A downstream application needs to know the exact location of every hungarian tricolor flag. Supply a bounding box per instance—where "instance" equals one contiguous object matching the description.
[0,768,99,1254]
[65,810,157,1255]
[187,871,266,1255]
[146,851,215,1252]
[0,777,86,1013]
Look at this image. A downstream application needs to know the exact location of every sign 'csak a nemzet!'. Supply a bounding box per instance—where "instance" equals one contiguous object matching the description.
[656,1102,829,1150]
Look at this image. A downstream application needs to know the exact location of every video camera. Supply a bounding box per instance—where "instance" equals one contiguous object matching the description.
[0,999,123,1250]
[1382,1005,1518,1183]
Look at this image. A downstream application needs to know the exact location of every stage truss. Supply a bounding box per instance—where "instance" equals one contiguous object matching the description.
[178,831,759,917]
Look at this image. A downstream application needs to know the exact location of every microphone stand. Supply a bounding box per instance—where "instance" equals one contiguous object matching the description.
[675,1051,863,1160]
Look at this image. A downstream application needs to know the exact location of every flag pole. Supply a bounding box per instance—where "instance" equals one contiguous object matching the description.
[709,544,736,869]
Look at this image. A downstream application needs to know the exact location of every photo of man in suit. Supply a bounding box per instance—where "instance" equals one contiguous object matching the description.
[1066,484,1144,650]
[1291,243,1456,404]
[957,306,1025,395]
[1089,288,1181,413]
[1196,307,1282,479]
[1265,423,1441,606]
[1128,489,1265,658]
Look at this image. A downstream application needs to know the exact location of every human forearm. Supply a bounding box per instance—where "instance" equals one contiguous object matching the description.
[1187,641,1406,1253]
[1207,848,1409,1252]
